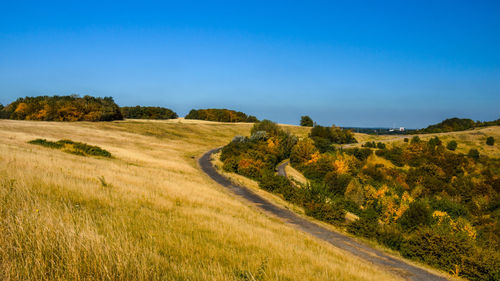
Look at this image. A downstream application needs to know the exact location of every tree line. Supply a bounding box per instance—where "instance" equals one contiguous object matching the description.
[0,95,123,121]
[120,106,178,120]
[0,96,262,123]
[415,117,500,134]
[185,108,258,122]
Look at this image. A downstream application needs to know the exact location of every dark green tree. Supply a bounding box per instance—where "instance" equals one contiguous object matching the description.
[300,115,314,127]
[246,115,258,122]
[398,201,432,232]
[446,140,458,151]
[0,103,5,119]
[428,136,442,147]
[362,141,376,148]
[468,148,480,160]
[416,117,476,133]
[120,106,178,119]
[185,108,258,122]
[486,136,495,146]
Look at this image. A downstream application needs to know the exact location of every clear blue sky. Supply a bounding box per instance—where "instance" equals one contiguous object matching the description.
[1,0,499,128]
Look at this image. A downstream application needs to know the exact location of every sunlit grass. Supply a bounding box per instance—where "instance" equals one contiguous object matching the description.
[0,119,400,281]
[353,127,500,158]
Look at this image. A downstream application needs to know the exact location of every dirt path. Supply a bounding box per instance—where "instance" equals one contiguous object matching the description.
[199,148,448,281]
[277,160,288,177]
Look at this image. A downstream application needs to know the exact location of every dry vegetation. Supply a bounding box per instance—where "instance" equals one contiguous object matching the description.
[352,127,500,158]
[413,126,500,157]
[0,119,401,281]
[285,164,309,185]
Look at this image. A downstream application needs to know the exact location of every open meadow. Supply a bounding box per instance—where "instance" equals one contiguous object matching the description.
[0,119,401,281]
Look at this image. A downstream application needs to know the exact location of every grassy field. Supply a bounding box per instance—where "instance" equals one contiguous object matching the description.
[0,119,401,281]
[412,126,500,157]
[352,126,500,158]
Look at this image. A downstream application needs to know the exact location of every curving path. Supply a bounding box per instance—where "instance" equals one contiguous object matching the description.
[277,160,289,177]
[199,148,448,281]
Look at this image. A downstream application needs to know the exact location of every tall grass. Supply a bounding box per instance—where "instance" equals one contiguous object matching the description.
[0,119,400,281]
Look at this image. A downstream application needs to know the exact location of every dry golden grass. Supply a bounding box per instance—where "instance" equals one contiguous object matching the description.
[351,126,500,158]
[0,119,400,281]
[278,124,311,138]
[413,126,500,158]
[352,133,406,144]
[284,164,309,185]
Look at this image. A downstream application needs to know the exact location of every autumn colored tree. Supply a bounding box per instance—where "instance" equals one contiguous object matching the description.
[2,95,122,121]
[290,138,318,166]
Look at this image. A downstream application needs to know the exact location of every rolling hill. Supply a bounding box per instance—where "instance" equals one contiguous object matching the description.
[0,119,400,281]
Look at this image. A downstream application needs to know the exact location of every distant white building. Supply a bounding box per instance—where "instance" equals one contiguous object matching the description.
[399,127,405,132]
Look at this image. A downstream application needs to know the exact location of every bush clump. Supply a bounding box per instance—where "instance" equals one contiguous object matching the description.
[468,149,480,160]
[28,139,64,149]
[447,140,458,151]
[398,201,432,232]
[28,139,111,158]
[305,200,346,226]
[486,136,495,146]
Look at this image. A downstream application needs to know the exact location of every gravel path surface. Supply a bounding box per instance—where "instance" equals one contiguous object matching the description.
[277,160,288,177]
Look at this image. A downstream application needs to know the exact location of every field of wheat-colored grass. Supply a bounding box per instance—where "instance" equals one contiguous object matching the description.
[0,119,402,281]
[352,127,500,158]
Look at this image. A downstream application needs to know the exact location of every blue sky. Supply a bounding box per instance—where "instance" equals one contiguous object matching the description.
[0,0,499,128]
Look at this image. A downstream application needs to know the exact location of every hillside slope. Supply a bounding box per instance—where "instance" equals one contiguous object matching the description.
[0,119,400,281]
[353,126,500,158]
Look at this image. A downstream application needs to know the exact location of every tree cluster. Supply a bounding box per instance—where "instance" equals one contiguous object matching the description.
[120,106,178,120]
[309,125,357,152]
[185,108,258,123]
[0,95,123,121]
[221,120,347,225]
[362,141,386,149]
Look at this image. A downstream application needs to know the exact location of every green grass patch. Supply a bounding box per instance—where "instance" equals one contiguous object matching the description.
[28,139,111,158]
